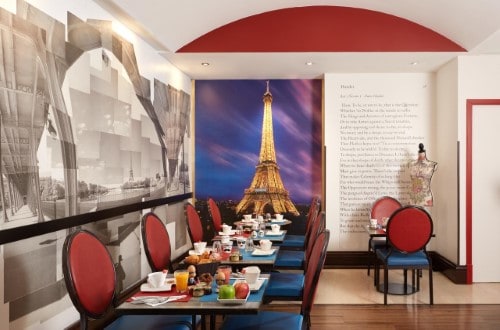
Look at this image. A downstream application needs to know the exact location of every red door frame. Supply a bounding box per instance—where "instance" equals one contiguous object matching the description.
[465,99,500,284]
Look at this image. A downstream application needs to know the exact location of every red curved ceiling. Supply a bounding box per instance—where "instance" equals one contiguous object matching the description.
[178,6,465,53]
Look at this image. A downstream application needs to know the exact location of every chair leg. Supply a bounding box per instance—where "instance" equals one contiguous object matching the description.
[429,267,434,305]
[384,267,388,305]
[403,269,408,294]
[367,238,373,275]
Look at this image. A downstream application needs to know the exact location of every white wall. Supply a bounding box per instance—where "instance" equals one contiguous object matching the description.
[324,73,436,251]
[456,55,500,274]
[434,59,459,264]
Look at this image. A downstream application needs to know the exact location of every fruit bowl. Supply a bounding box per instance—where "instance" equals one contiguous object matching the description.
[216,290,250,305]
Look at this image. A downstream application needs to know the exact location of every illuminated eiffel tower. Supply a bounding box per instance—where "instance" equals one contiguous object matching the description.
[236,82,299,216]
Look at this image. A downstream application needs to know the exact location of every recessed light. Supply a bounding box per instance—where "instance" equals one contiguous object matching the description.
[410,62,418,66]
[201,62,210,66]
[305,61,314,66]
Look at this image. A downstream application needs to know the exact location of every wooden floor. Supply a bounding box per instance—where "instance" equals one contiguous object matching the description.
[207,304,500,329]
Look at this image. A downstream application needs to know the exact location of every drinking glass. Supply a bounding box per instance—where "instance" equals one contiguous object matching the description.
[245,237,255,252]
[212,240,222,254]
[216,265,232,285]
[174,269,189,293]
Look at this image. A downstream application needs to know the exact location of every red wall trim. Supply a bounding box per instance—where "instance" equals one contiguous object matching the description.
[465,99,500,284]
[179,6,466,53]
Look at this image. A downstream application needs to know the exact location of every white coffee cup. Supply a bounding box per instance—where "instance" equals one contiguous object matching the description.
[257,215,264,222]
[194,241,207,254]
[259,239,272,251]
[243,214,252,221]
[370,218,378,228]
[243,266,260,284]
[221,235,230,244]
[222,224,231,234]
[271,224,280,233]
[147,271,167,288]
[275,214,284,221]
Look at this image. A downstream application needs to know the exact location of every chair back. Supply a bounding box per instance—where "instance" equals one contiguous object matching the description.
[62,230,116,329]
[141,212,172,272]
[185,202,204,243]
[371,196,402,222]
[386,205,433,253]
[301,230,330,322]
[208,197,223,233]
[305,196,321,232]
[305,212,326,267]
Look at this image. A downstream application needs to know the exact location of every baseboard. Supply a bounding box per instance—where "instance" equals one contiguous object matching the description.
[324,251,467,284]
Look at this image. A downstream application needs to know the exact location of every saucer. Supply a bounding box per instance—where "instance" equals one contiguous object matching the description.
[219,230,236,236]
[265,230,284,236]
[140,279,175,292]
[248,278,266,291]
[251,248,276,256]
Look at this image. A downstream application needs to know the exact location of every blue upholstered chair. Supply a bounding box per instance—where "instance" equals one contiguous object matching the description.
[273,211,325,269]
[375,205,434,305]
[62,229,195,330]
[367,196,402,277]
[220,230,330,330]
[279,196,321,249]
[263,212,326,303]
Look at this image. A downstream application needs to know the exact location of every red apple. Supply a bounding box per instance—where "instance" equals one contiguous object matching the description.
[234,281,250,299]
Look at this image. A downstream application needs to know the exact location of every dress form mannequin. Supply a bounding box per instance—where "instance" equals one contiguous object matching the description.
[408,143,438,206]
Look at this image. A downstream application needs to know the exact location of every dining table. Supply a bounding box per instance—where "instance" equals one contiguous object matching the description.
[233,218,292,227]
[116,274,270,330]
[212,230,287,243]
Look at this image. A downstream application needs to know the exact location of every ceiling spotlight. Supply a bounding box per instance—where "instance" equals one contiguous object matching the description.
[305,61,314,66]
[201,62,210,66]
[410,62,418,66]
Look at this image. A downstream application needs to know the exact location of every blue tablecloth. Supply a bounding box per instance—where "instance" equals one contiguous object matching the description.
[199,278,267,302]
[239,249,277,261]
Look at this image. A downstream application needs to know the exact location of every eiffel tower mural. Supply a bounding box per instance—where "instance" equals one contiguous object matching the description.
[236,82,299,216]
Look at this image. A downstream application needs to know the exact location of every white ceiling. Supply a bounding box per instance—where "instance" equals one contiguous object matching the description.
[95,0,500,79]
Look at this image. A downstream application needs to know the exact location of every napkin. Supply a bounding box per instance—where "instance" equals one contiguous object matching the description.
[129,295,188,306]
[127,291,191,303]
[147,271,167,288]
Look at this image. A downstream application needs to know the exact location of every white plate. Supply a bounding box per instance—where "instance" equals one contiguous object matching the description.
[217,291,250,305]
[251,248,276,256]
[140,279,175,292]
[271,219,286,223]
[241,219,256,223]
[219,230,236,236]
[236,278,266,291]
[265,230,284,236]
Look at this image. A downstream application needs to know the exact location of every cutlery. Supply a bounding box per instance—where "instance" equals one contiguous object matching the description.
[130,295,187,306]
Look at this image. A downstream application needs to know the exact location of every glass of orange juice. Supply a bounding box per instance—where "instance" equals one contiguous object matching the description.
[174,269,189,293]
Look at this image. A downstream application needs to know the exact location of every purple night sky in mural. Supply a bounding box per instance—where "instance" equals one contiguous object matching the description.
[195,79,322,204]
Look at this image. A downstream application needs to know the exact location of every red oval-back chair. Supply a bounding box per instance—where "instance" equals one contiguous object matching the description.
[62,229,194,329]
[367,196,402,276]
[208,197,223,233]
[142,212,172,272]
[375,205,434,305]
[185,202,204,243]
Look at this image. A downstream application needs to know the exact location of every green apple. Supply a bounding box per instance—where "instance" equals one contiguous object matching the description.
[218,284,235,299]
